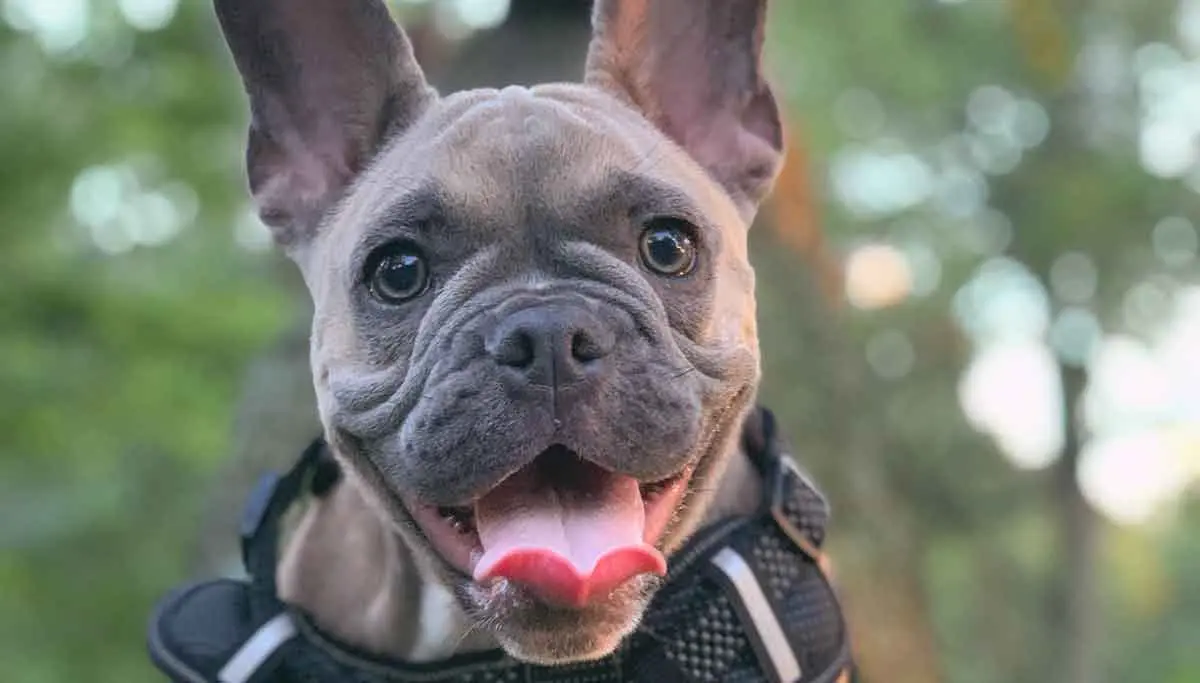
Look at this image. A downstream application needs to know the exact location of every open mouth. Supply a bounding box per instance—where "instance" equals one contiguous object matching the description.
[405,445,693,608]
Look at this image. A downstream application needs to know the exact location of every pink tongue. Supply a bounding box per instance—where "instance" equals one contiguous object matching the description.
[473,456,666,607]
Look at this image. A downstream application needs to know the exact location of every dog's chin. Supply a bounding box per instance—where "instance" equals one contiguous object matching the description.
[396,450,696,664]
[462,573,661,664]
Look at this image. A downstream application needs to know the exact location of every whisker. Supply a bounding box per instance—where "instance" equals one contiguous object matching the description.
[634,623,677,646]
[669,366,698,380]
[450,621,482,650]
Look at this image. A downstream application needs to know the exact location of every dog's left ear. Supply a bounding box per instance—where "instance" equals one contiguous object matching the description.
[585,0,784,219]
[214,0,435,249]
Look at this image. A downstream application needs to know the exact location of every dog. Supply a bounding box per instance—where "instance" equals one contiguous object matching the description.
[206,0,791,668]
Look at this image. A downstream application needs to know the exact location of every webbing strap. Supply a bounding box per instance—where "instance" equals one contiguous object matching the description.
[710,547,803,683]
[240,438,329,595]
[217,613,299,683]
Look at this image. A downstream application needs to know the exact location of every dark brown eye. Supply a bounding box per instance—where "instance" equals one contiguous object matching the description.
[639,218,698,277]
[367,242,429,304]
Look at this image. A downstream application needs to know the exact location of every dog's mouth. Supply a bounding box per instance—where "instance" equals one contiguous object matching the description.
[405,445,693,609]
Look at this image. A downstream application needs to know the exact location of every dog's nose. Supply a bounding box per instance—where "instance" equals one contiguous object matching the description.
[487,303,615,387]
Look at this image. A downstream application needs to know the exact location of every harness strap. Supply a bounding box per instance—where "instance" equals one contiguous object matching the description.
[148,436,322,683]
[745,407,830,558]
[148,439,328,683]
[710,547,803,683]
[216,614,299,683]
[240,437,332,592]
[217,437,339,683]
[735,407,845,683]
[147,579,298,683]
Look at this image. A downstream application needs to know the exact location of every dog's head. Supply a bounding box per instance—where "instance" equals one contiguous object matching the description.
[215,0,783,665]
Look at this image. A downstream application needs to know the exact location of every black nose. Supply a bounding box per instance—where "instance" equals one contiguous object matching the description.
[486,303,615,387]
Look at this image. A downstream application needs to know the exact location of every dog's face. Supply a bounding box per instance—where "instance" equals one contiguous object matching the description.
[215,0,783,665]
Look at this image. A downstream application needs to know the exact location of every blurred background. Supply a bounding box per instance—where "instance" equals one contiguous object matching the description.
[2,0,1198,681]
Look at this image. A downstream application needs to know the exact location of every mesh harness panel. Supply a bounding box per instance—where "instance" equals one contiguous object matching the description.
[148,407,854,683]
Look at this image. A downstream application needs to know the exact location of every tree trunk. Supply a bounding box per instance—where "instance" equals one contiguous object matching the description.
[1055,363,1103,683]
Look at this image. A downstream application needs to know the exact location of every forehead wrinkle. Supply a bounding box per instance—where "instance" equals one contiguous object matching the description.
[337,83,745,268]
[425,105,557,230]
[560,172,707,241]
[537,87,749,228]
[419,88,671,204]
[375,183,444,229]
[613,172,702,219]
[350,184,447,260]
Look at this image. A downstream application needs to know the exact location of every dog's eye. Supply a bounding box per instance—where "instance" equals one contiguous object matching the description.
[639,218,698,277]
[367,242,429,304]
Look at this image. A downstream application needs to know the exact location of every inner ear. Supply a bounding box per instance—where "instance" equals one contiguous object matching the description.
[215,0,436,249]
[584,0,784,220]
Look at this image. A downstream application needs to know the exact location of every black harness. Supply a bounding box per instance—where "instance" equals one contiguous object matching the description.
[147,408,854,683]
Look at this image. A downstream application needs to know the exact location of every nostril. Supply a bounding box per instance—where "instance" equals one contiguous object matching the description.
[570,330,606,363]
[493,330,536,368]
[488,304,616,383]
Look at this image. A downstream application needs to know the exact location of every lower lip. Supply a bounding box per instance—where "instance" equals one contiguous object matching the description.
[405,469,694,579]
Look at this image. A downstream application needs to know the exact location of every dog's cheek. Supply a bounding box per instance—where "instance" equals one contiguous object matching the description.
[611,360,704,456]
[647,262,718,344]
[389,370,556,501]
[708,245,760,358]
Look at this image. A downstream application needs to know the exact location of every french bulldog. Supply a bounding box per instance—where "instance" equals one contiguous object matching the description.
[213,0,784,666]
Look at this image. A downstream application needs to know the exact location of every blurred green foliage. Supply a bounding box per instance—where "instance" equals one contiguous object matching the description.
[758,2,1199,682]
[1,2,295,680]
[0,1,1196,682]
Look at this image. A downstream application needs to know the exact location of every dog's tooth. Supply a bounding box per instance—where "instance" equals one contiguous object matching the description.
[437,505,476,534]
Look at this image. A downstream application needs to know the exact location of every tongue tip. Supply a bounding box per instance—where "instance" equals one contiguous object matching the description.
[473,545,667,607]
[472,544,667,582]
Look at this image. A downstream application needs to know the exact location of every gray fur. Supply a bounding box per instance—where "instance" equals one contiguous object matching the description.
[213,0,783,665]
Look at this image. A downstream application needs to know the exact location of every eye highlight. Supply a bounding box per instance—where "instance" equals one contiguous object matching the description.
[639,217,698,277]
[365,241,430,304]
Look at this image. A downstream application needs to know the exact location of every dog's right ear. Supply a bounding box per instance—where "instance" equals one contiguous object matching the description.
[214,0,435,249]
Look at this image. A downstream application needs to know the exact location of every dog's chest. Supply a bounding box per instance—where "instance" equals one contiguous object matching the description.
[407,581,465,662]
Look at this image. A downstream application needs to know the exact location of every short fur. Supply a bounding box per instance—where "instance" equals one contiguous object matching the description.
[213,0,784,665]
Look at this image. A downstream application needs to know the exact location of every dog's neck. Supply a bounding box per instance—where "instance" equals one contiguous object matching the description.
[275,442,765,662]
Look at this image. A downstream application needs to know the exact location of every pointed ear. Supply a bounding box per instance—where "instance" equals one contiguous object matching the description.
[585,0,784,219]
[214,0,435,248]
